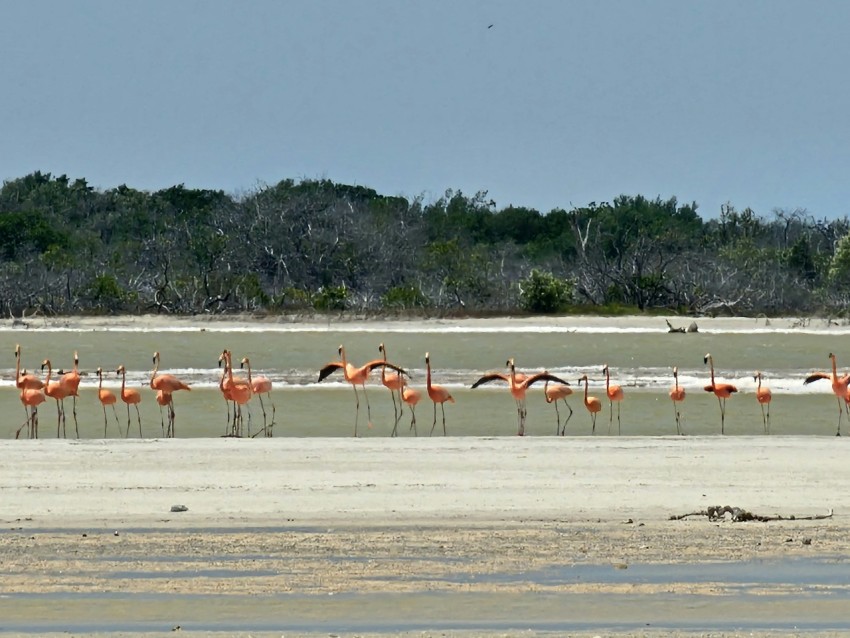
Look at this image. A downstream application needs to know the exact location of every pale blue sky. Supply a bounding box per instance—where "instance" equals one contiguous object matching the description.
[2,1,849,218]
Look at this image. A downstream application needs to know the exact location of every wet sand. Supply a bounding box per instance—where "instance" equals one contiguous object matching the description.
[2,436,850,636]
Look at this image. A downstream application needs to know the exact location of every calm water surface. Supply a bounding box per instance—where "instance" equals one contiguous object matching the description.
[2,321,847,438]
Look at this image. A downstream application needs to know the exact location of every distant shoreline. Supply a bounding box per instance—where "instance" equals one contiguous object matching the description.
[1,312,843,334]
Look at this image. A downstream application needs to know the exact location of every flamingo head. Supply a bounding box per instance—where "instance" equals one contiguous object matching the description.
[152,351,160,365]
[73,352,79,365]
[15,344,21,359]
[602,364,609,375]
[703,353,711,365]
[240,357,250,369]
[505,358,514,369]
[116,364,126,375]
[378,343,386,354]
[425,352,431,364]
[672,366,679,377]
[41,359,50,371]
[96,366,103,377]
[218,350,228,367]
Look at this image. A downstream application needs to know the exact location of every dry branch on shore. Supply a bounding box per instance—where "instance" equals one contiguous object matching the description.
[670,505,834,522]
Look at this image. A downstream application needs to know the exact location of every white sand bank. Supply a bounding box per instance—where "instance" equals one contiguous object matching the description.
[1,436,844,529]
[3,312,843,333]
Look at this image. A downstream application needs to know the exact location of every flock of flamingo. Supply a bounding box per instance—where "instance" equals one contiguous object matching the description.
[11,342,850,439]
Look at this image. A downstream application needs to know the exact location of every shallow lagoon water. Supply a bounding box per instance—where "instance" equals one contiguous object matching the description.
[3,558,850,634]
[3,317,849,438]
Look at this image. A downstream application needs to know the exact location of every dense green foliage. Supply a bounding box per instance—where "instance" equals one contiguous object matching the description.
[2,171,849,317]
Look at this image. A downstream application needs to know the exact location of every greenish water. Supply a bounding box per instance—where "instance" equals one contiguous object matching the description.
[2,322,846,438]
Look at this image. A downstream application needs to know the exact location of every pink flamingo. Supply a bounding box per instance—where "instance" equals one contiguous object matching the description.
[472,358,569,435]
[703,353,738,434]
[426,352,454,436]
[318,345,407,437]
[544,379,574,436]
[669,366,686,435]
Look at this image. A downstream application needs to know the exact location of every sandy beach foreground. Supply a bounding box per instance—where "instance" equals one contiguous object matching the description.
[2,436,850,637]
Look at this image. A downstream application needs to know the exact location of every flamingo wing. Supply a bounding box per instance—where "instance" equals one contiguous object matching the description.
[524,372,570,388]
[318,362,344,382]
[363,359,409,377]
[803,372,830,385]
[471,373,510,389]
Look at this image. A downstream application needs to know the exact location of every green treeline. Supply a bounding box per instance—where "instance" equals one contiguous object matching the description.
[3,171,850,317]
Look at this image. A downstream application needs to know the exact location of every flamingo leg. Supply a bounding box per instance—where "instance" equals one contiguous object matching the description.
[517,400,527,436]
[390,390,402,437]
[562,400,573,435]
[390,390,399,434]
[224,397,232,436]
[363,385,373,431]
[672,401,679,435]
[591,412,597,435]
[608,401,613,434]
[135,404,143,438]
[617,402,622,435]
[441,403,447,436]
[352,384,361,437]
[554,402,561,436]
[258,394,268,432]
[836,396,844,437]
[430,402,437,436]
[16,408,30,439]
[111,405,120,435]
[269,394,276,435]
[409,406,417,437]
[56,401,62,438]
[718,397,726,434]
[71,396,79,439]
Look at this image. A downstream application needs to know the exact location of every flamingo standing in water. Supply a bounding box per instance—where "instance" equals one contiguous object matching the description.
[400,379,422,436]
[754,371,772,434]
[426,352,454,436]
[379,343,406,435]
[578,374,602,434]
[703,353,738,434]
[223,350,253,435]
[804,353,850,436]
[472,358,569,436]
[318,345,407,437]
[669,366,686,435]
[218,349,243,435]
[41,359,71,438]
[117,364,143,438]
[544,379,574,436]
[250,364,275,437]
[602,364,625,434]
[155,390,173,437]
[59,351,81,438]
[236,357,256,436]
[96,366,120,437]
[15,344,45,438]
[221,350,252,436]
[151,351,191,437]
